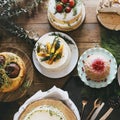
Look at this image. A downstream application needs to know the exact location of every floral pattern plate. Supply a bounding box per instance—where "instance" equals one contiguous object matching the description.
[77,47,117,88]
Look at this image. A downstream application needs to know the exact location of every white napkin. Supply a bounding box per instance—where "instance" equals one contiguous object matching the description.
[13,86,80,120]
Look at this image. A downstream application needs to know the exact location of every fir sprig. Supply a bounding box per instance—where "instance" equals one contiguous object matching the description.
[0,18,35,46]
[0,0,42,45]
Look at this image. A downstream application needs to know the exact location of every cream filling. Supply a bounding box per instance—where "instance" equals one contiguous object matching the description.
[36,35,71,71]
[23,105,66,120]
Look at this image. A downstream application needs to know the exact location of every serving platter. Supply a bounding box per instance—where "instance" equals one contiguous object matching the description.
[0,47,34,102]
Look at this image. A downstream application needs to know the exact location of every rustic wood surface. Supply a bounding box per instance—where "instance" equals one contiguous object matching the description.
[0,47,34,102]
[1,0,116,120]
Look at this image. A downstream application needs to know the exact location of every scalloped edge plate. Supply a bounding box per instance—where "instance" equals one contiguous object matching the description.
[77,47,117,88]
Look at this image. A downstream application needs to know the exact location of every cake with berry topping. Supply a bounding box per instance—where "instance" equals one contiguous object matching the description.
[35,33,71,72]
[84,54,110,82]
[48,0,85,31]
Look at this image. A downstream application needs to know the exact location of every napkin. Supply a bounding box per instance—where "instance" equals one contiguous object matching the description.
[13,86,80,120]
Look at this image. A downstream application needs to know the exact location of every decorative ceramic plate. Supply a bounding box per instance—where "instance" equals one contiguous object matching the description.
[77,47,117,88]
[32,32,79,78]
[0,47,33,102]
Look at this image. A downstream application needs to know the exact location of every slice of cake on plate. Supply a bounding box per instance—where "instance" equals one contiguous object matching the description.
[97,0,120,30]
[48,0,85,31]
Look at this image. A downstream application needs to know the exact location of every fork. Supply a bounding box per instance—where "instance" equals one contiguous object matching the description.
[86,98,102,120]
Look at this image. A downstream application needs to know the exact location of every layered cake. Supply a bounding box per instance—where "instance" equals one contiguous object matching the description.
[19,99,77,120]
[35,33,71,71]
[48,0,85,31]
[84,54,110,82]
[0,52,26,92]
[97,0,120,30]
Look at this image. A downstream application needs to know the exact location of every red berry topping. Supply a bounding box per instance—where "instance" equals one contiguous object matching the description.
[65,6,71,13]
[61,0,68,4]
[92,59,105,72]
[69,0,75,7]
[56,3,63,13]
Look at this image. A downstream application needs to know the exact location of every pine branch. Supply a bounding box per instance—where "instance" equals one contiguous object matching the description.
[0,0,42,45]
[0,18,35,46]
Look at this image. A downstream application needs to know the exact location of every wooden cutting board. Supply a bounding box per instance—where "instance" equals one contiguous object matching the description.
[97,13,120,31]
[0,47,34,102]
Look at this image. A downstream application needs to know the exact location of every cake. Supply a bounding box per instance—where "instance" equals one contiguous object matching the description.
[84,54,110,82]
[97,0,120,30]
[19,99,77,120]
[35,33,71,72]
[48,0,85,31]
[0,52,26,92]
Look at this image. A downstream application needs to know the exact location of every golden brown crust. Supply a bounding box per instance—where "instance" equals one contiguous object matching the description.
[0,52,26,92]
[19,99,77,120]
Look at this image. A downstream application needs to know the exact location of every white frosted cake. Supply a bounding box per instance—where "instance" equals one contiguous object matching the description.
[48,0,85,31]
[35,33,71,71]
[84,54,110,82]
[19,99,77,120]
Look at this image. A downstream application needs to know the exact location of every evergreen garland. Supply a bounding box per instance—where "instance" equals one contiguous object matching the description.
[0,0,42,45]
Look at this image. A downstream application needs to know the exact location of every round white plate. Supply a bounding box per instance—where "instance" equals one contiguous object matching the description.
[77,47,117,88]
[33,32,79,78]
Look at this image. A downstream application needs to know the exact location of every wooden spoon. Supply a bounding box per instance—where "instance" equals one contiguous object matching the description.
[86,98,102,120]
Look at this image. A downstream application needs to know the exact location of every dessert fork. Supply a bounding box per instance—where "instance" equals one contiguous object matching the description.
[86,98,102,120]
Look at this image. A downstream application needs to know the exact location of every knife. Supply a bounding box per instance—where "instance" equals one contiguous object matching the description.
[118,65,120,86]
[98,7,120,15]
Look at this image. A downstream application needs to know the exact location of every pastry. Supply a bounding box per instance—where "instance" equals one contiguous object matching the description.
[97,0,120,30]
[0,52,26,92]
[84,54,110,82]
[19,99,77,120]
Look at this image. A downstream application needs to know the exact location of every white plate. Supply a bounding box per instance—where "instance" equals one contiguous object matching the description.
[32,32,79,78]
[77,47,117,88]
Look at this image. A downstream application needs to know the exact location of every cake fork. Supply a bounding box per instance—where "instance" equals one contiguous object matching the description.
[86,98,102,120]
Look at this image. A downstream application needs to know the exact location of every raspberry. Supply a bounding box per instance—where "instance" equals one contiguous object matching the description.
[65,6,71,13]
[61,0,68,4]
[56,3,63,13]
[69,0,75,7]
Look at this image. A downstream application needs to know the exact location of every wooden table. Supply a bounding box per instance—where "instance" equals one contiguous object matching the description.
[0,0,119,120]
